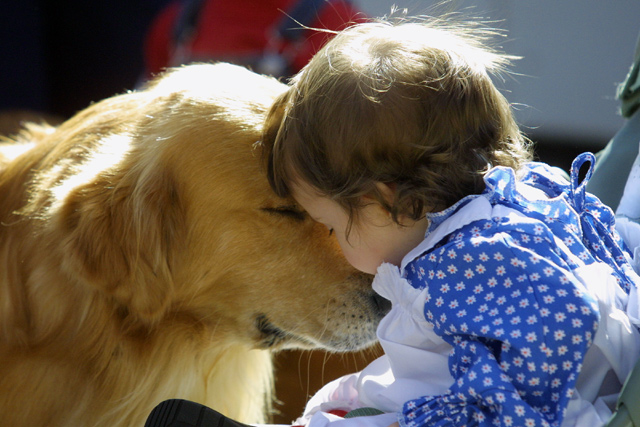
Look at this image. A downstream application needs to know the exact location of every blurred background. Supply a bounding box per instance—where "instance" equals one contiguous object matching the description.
[2,0,640,170]
[2,0,640,422]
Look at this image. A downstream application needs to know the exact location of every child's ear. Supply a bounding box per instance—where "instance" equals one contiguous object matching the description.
[372,182,396,206]
[359,182,396,222]
[369,182,424,226]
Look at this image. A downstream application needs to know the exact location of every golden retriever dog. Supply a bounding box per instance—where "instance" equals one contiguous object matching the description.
[0,63,387,426]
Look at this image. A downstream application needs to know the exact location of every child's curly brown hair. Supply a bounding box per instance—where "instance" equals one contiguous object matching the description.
[262,17,532,228]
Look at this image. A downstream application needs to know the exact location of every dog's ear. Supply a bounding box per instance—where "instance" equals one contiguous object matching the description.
[54,163,183,325]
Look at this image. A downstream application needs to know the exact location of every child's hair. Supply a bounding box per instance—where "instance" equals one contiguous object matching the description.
[262,17,532,227]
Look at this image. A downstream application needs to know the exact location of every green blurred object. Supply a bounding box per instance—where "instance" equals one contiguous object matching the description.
[344,407,385,418]
[619,34,640,120]
[587,31,640,210]
[607,358,640,427]
[595,29,640,427]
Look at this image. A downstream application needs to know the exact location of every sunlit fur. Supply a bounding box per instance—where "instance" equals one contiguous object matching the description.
[0,63,383,426]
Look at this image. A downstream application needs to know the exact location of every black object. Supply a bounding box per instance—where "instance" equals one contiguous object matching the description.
[145,399,252,427]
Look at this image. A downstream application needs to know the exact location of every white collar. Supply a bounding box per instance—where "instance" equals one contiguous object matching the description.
[400,196,494,272]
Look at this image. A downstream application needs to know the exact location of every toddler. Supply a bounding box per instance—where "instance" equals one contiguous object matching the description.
[145,17,640,427]
[261,18,640,427]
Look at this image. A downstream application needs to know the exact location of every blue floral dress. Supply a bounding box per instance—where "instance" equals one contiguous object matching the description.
[297,154,640,427]
[395,154,639,427]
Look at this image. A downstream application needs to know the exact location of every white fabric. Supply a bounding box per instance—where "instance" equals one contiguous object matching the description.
[289,200,640,427]
[562,262,640,425]
[616,141,640,219]
[306,411,398,427]
[617,217,640,276]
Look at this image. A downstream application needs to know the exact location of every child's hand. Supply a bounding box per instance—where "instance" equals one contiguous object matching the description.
[388,423,400,427]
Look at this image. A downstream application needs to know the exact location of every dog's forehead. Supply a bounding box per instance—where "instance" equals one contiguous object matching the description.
[152,63,286,105]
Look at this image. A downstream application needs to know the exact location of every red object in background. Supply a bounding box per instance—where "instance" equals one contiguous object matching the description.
[144,0,366,78]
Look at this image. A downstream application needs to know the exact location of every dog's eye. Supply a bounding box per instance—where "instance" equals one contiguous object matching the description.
[329,228,334,236]
[262,206,306,222]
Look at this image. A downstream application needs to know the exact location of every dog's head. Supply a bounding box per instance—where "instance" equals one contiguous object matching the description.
[30,64,388,352]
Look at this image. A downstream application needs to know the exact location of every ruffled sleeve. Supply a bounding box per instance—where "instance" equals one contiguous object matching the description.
[401,215,600,427]
[402,345,548,427]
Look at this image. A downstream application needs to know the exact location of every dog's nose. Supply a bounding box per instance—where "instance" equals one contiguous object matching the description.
[372,293,391,315]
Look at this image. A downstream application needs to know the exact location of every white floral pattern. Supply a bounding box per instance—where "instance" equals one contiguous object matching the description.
[399,154,639,427]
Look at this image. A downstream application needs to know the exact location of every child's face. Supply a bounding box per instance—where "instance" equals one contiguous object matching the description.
[291,180,429,275]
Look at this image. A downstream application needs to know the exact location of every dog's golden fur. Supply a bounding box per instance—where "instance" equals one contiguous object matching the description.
[0,63,385,426]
